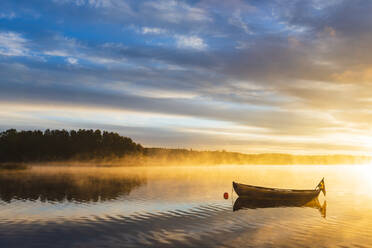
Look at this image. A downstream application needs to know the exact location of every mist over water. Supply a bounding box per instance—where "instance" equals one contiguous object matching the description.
[1,165,372,247]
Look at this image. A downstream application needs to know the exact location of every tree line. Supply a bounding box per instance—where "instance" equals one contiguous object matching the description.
[0,129,143,163]
[0,129,370,165]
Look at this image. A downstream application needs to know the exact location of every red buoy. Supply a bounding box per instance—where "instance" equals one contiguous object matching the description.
[223,192,229,199]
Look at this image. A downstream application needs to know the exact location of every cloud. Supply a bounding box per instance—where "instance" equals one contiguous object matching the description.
[0,12,16,19]
[228,10,251,34]
[53,0,120,8]
[44,50,70,57]
[3,0,372,153]
[0,32,29,56]
[141,27,167,35]
[143,0,211,23]
[0,63,340,138]
[175,35,207,50]
[66,57,78,65]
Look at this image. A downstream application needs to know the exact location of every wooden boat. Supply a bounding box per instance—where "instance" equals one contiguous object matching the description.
[233,178,325,199]
[233,196,326,218]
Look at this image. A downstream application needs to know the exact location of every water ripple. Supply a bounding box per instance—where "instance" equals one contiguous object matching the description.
[2,166,372,247]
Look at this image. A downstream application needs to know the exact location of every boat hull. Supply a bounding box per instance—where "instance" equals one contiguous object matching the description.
[233,182,321,199]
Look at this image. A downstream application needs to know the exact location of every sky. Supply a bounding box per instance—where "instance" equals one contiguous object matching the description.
[1,0,372,154]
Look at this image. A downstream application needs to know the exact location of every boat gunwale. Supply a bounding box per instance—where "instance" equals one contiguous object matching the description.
[233,181,320,193]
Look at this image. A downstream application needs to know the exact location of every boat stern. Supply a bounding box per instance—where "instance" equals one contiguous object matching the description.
[232,181,240,196]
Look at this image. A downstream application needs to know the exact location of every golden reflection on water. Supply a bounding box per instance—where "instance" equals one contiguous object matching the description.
[2,165,372,247]
[4,164,372,203]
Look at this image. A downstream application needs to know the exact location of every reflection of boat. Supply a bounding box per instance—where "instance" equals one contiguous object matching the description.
[233,196,327,218]
[233,178,326,199]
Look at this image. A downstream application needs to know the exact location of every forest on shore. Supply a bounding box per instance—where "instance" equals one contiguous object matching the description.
[0,129,370,167]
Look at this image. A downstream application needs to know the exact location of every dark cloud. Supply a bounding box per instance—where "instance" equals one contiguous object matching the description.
[0,67,339,136]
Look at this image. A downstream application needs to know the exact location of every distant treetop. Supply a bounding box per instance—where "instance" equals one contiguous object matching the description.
[0,129,143,163]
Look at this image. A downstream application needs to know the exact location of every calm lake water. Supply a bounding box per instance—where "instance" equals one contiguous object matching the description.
[1,165,372,248]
